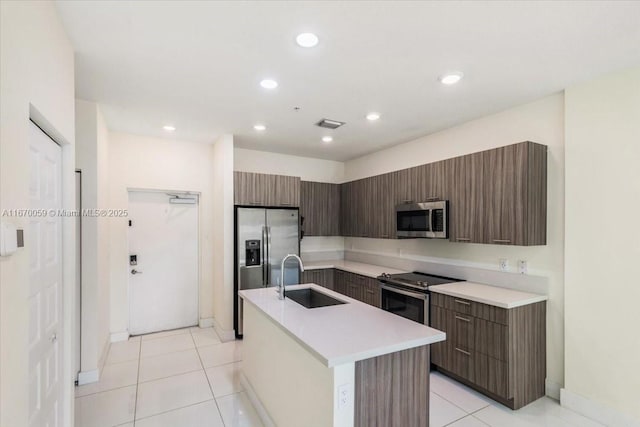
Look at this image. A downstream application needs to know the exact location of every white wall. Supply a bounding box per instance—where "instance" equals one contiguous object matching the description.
[0,2,76,426]
[344,94,566,391]
[108,133,216,337]
[75,99,111,379]
[212,135,235,337]
[563,67,640,424]
[234,148,345,184]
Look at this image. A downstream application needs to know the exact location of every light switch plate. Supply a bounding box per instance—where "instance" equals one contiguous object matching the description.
[0,221,18,257]
[337,383,350,409]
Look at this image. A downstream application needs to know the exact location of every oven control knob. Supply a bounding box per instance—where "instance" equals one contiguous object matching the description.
[381,272,390,278]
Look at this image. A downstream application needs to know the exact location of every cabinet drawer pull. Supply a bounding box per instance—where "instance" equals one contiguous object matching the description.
[280,202,291,205]
[454,299,470,306]
[456,237,471,242]
[455,315,471,322]
[455,347,471,356]
[366,289,376,294]
[493,239,511,244]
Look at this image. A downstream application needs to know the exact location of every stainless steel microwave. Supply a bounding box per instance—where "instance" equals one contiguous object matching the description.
[396,200,449,239]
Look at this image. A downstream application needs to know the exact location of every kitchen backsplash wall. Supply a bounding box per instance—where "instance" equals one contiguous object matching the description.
[300,236,345,262]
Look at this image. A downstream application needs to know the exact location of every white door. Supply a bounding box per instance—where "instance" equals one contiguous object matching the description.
[128,191,199,335]
[28,121,63,427]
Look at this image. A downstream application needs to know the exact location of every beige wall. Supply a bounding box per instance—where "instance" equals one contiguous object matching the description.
[75,100,111,376]
[563,67,640,423]
[108,133,216,336]
[343,94,566,390]
[212,135,235,336]
[0,2,76,425]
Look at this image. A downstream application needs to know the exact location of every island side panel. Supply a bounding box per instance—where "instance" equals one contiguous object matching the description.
[242,302,356,427]
[354,345,430,427]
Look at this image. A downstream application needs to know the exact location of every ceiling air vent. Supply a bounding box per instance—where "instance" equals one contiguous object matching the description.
[316,118,346,129]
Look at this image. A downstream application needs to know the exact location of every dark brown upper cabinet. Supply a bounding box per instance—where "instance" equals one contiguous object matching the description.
[448,152,485,243]
[482,142,547,246]
[234,171,300,207]
[300,181,341,236]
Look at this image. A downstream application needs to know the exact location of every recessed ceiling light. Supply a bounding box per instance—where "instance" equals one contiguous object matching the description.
[366,112,381,121]
[253,124,266,131]
[163,125,176,131]
[260,79,278,89]
[296,33,319,48]
[439,72,464,85]
[322,136,333,143]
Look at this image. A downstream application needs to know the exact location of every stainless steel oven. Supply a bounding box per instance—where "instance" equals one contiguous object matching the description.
[380,284,429,325]
[396,200,448,239]
[378,271,464,325]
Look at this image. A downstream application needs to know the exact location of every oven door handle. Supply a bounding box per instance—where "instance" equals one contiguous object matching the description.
[380,284,428,300]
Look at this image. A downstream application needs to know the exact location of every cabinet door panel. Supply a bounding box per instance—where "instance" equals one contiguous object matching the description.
[483,144,526,245]
[431,306,454,371]
[301,181,341,236]
[449,153,484,243]
[274,175,300,207]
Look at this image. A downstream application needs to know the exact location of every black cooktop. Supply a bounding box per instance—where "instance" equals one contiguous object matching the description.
[377,271,463,290]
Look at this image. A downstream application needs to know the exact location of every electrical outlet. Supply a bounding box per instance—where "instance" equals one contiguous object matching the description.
[499,258,509,271]
[518,260,528,274]
[338,383,350,409]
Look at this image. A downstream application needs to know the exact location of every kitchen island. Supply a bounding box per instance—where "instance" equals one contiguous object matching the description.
[238,283,446,427]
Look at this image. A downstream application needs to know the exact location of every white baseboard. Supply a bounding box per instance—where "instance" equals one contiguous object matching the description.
[77,369,99,385]
[240,373,276,427]
[561,388,640,427]
[110,330,130,343]
[212,317,236,342]
[198,317,215,328]
[545,378,561,401]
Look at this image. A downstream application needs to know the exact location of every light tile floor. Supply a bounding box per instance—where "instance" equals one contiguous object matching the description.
[75,327,603,427]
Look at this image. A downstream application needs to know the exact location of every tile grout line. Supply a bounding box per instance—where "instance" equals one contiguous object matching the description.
[132,397,218,424]
[191,328,228,427]
[132,337,142,426]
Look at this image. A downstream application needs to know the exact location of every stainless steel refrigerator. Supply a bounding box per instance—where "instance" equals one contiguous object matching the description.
[234,207,300,337]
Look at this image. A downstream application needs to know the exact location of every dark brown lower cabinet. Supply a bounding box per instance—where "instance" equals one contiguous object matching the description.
[355,345,430,427]
[430,292,545,409]
[300,268,334,290]
[328,269,381,308]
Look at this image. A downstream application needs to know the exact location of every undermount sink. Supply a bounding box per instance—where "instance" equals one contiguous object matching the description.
[286,288,346,309]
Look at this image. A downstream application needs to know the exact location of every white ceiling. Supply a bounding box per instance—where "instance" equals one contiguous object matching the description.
[56,1,640,161]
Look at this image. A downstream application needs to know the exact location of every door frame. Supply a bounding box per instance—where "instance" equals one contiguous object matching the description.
[28,107,77,427]
[126,188,201,335]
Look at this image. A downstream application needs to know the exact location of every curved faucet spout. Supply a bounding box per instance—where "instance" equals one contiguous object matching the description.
[279,254,304,300]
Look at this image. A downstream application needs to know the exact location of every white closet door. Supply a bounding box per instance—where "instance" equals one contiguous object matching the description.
[28,121,63,427]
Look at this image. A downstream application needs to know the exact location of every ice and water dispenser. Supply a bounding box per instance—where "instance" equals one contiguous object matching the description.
[245,239,260,266]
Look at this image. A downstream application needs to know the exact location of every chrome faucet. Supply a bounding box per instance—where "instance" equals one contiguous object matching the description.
[279,254,304,300]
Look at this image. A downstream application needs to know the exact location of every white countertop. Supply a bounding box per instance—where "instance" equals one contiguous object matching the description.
[303,259,406,278]
[429,282,547,309]
[239,284,446,368]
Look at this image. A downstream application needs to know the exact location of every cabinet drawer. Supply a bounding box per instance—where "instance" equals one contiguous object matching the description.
[474,353,511,399]
[451,346,474,382]
[474,317,508,361]
[453,313,474,351]
[431,293,508,325]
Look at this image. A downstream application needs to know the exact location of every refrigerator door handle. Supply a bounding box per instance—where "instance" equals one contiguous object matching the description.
[266,226,271,286]
[261,226,267,287]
